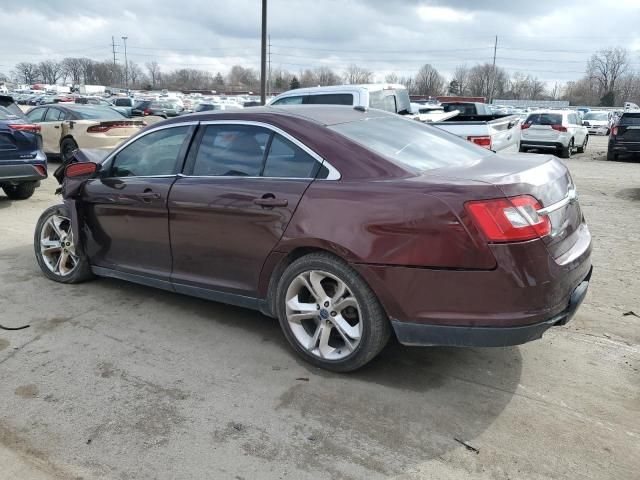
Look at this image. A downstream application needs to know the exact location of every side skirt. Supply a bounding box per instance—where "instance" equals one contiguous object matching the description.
[91,266,267,312]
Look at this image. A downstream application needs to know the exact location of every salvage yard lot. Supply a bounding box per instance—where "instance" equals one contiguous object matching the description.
[0,135,638,479]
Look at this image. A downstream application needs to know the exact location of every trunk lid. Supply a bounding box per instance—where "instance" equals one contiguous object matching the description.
[431,153,582,259]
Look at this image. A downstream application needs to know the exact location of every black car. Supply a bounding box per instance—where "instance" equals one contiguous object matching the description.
[0,96,47,200]
[608,112,640,161]
[131,100,183,118]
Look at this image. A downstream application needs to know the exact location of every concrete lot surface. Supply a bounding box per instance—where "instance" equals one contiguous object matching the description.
[0,135,638,479]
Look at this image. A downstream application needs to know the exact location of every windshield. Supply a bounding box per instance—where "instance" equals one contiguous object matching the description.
[584,112,608,121]
[69,106,127,120]
[330,116,488,172]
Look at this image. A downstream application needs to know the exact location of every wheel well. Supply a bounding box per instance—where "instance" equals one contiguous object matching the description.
[262,247,343,317]
[60,135,76,147]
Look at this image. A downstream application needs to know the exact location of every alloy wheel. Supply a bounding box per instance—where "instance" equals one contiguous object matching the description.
[39,214,79,276]
[285,270,362,360]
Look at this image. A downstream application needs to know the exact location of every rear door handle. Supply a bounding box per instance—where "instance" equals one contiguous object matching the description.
[254,197,288,208]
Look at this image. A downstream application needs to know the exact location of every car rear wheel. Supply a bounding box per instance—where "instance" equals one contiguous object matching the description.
[276,253,391,372]
[34,204,93,284]
[607,150,618,161]
[519,145,527,153]
[60,137,78,164]
[560,139,573,158]
[2,182,36,200]
[577,136,588,153]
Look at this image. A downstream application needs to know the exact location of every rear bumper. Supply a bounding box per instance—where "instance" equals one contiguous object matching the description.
[391,267,591,347]
[0,158,47,183]
[520,140,563,149]
[609,141,640,153]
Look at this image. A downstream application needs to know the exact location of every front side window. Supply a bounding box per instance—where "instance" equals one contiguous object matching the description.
[111,126,190,177]
[192,125,269,176]
[263,134,319,178]
[272,96,305,105]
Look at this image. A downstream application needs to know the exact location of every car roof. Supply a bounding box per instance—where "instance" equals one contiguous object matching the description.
[184,105,394,126]
[271,83,406,98]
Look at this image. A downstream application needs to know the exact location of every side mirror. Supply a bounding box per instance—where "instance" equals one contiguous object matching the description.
[65,162,100,178]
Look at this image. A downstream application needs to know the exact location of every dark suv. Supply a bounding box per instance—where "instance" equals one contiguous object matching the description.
[0,96,47,200]
[608,112,640,161]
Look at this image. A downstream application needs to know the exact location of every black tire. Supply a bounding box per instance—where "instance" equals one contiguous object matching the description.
[577,136,588,154]
[34,204,94,284]
[560,139,573,158]
[60,137,78,164]
[2,182,37,200]
[607,150,618,161]
[276,252,391,372]
[519,146,527,153]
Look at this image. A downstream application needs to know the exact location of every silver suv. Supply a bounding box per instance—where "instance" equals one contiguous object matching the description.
[520,110,588,158]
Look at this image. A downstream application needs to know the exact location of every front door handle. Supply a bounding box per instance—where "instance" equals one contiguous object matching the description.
[54,125,60,129]
[254,196,288,208]
[137,190,161,202]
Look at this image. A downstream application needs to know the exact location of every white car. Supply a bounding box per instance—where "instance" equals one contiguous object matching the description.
[520,110,588,158]
[269,84,412,115]
[582,111,612,136]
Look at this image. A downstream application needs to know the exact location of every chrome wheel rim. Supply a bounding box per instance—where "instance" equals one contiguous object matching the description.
[285,270,362,360]
[39,214,79,276]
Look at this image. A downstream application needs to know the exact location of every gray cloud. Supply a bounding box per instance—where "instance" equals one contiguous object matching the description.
[2,0,639,83]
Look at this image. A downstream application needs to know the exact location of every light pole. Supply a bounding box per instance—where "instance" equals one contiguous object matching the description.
[121,36,128,90]
[260,0,267,105]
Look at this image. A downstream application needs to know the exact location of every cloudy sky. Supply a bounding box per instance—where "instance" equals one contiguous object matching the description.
[2,0,640,84]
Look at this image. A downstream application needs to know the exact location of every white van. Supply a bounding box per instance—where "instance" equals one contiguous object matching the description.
[268,84,412,115]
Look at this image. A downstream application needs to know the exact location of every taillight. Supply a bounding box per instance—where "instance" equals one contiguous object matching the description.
[8,124,41,133]
[520,123,531,130]
[467,135,492,149]
[551,124,567,132]
[465,195,551,243]
[143,108,151,115]
[87,125,109,133]
[34,165,46,176]
[611,126,618,136]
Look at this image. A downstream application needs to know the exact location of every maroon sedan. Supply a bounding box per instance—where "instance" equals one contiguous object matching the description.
[34,106,592,372]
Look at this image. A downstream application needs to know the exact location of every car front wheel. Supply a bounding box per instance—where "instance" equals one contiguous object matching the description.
[276,253,391,372]
[34,204,94,284]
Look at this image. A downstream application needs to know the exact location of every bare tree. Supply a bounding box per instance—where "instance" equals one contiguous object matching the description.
[61,57,84,85]
[13,62,40,84]
[38,60,63,85]
[315,67,339,86]
[145,61,161,88]
[468,63,508,99]
[452,64,470,95]
[384,72,399,83]
[78,58,96,84]
[343,64,372,84]
[413,64,445,96]
[587,47,629,94]
[128,61,144,87]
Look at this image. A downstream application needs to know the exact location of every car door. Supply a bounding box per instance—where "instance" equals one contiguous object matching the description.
[80,124,195,280]
[169,122,324,296]
[569,113,586,144]
[39,107,66,154]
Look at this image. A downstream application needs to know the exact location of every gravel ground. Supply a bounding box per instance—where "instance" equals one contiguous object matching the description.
[0,134,638,480]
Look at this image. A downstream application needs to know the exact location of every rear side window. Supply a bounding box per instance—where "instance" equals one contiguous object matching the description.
[26,108,46,122]
[111,126,190,177]
[619,114,640,126]
[263,134,319,178]
[272,96,305,105]
[114,98,131,106]
[306,94,353,105]
[524,113,562,126]
[192,125,269,176]
[331,116,486,172]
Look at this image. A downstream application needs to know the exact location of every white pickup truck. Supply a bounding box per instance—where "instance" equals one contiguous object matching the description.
[430,102,521,153]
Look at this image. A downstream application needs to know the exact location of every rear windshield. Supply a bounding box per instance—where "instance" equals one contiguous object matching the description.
[0,106,23,120]
[113,98,131,106]
[0,101,24,117]
[583,112,609,121]
[330,116,487,172]
[524,113,562,126]
[441,103,477,115]
[619,114,640,126]
[69,107,127,120]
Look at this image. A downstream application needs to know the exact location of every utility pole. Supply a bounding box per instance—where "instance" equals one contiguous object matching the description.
[267,34,271,97]
[112,36,117,65]
[121,36,129,90]
[488,35,498,104]
[260,0,267,105]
